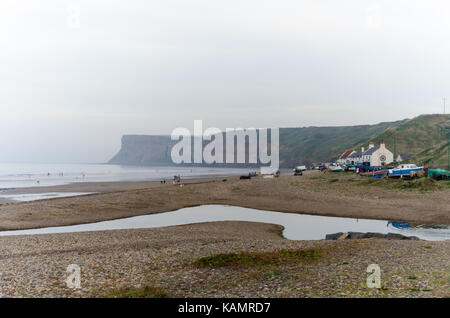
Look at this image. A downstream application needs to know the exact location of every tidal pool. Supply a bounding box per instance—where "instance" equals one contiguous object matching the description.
[0,205,448,241]
[0,192,95,203]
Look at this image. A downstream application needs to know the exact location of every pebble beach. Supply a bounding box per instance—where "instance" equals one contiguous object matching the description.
[0,221,448,297]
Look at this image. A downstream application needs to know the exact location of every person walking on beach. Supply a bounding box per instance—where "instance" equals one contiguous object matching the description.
[173,175,181,184]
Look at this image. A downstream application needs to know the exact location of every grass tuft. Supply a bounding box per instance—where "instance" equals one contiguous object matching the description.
[354,177,447,192]
[193,248,324,268]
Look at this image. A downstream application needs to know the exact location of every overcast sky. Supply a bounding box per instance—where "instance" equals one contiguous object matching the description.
[1,0,449,163]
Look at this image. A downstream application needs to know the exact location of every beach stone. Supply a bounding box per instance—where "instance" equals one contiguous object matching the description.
[386,233,420,240]
[363,232,387,239]
[325,231,421,240]
[325,232,343,240]
[386,233,407,240]
[337,233,349,240]
[347,232,365,239]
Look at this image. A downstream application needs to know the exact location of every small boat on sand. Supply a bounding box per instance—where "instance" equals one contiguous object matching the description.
[359,169,387,178]
[293,166,304,176]
[388,164,424,179]
[328,166,343,172]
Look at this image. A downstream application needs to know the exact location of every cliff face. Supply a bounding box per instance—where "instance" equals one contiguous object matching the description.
[108,134,263,167]
[108,117,411,167]
[109,135,175,166]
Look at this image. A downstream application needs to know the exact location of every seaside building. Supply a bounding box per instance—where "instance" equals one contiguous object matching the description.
[346,151,363,165]
[361,142,394,166]
[338,142,394,167]
[336,150,355,165]
[358,142,394,166]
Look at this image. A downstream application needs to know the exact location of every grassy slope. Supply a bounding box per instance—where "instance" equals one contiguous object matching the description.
[353,114,450,168]
[413,141,449,169]
[280,114,449,168]
[279,120,405,167]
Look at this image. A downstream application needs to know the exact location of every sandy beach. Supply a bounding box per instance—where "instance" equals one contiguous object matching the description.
[0,171,449,231]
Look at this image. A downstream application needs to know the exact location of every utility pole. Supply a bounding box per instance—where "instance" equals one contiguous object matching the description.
[444,97,447,114]
[393,134,397,163]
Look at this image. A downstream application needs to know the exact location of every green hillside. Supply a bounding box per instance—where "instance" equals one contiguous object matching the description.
[413,141,450,169]
[279,120,406,167]
[279,114,449,168]
[353,114,450,160]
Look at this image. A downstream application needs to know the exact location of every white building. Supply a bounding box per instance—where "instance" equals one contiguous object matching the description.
[346,151,363,165]
[336,150,355,165]
[361,142,394,166]
[343,142,394,166]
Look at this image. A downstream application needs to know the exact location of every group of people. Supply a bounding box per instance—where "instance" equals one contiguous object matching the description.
[36,172,86,185]
[160,175,182,185]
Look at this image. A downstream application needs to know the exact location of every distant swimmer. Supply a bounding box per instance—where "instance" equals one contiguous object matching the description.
[37,180,40,184]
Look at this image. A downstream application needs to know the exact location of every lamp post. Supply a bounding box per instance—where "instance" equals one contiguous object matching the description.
[393,134,397,163]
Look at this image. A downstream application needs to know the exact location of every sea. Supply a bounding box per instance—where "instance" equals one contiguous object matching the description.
[0,163,251,190]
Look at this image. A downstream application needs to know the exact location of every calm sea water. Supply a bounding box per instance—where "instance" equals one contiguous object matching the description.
[0,163,251,189]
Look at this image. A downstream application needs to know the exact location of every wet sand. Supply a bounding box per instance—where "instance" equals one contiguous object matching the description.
[0,172,448,231]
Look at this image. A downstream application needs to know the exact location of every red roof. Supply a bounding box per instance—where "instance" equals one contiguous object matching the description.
[339,150,354,159]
